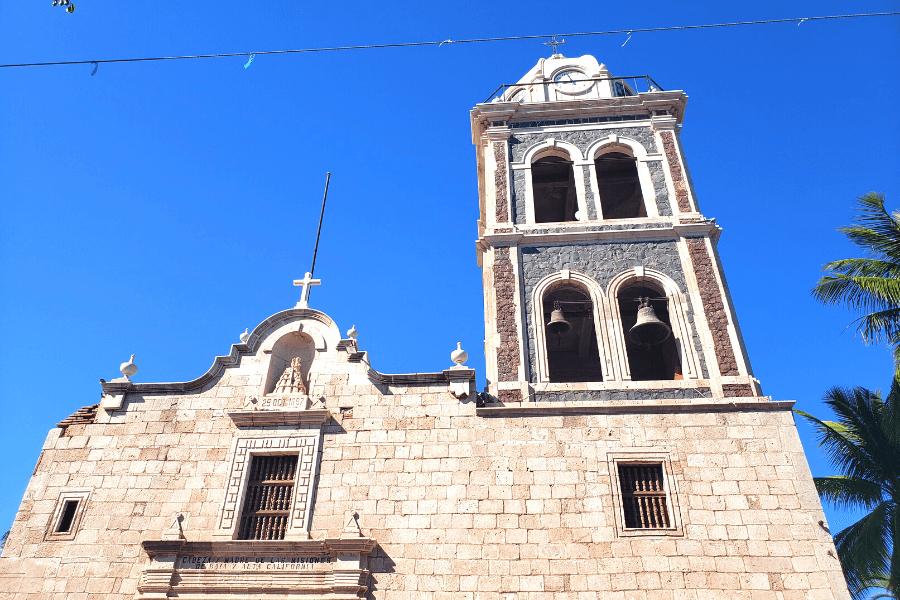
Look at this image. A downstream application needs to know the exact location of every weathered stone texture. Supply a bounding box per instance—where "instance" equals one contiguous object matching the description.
[511,169,527,224]
[0,368,847,599]
[493,247,521,382]
[723,383,755,397]
[661,130,692,213]
[492,142,509,223]
[580,165,598,220]
[537,387,712,402]
[520,241,709,382]
[508,127,658,163]
[496,389,523,403]
[647,160,674,216]
[687,238,740,377]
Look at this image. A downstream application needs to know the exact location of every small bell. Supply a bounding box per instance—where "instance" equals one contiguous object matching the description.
[628,297,671,346]
[546,300,571,335]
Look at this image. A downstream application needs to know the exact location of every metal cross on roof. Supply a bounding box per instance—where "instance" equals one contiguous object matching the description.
[543,36,565,56]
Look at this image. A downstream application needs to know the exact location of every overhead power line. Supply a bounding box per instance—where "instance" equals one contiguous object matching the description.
[1,11,898,70]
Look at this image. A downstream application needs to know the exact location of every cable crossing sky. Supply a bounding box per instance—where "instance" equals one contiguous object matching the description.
[1,11,899,70]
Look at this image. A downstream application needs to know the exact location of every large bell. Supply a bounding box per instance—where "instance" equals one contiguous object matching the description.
[628,298,671,345]
[546,300,571,335]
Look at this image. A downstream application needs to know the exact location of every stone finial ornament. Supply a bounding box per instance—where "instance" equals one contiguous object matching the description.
[347,324,358,340]
[239,328,250,343]
[119,354,138,380]
[451,342,468,367]
[273,357,307,395]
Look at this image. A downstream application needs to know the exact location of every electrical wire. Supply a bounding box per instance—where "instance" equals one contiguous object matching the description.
[1,11,898,70]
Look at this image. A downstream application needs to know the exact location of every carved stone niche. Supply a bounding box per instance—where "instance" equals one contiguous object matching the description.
[136,538,377,599]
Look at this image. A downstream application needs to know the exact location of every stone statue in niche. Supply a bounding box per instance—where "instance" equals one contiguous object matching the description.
[272,357,308,395]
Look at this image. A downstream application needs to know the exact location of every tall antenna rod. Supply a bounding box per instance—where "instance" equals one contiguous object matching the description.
[310,172,331,277]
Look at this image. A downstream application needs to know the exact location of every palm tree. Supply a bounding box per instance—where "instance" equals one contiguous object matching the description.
[870,577,898,599]
[795,379,899,599]
[812,193,900,365]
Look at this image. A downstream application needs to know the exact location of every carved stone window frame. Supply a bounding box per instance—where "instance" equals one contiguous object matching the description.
[516,139,589,225]
[531,269,614,383]
[607,452,683,537]
[44,488,91,541]
[216,434,322,541]
[606,267,702,382]
[585,134,660,220]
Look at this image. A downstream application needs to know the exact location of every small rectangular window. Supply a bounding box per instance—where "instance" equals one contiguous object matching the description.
[56,500,79,533]
[44,489,91,541]
[618,464,670,528]
[238,454,298,540]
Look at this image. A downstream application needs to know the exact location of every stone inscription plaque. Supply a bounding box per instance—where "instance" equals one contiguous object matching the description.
[179,555,332,571]
[258,396,306,409]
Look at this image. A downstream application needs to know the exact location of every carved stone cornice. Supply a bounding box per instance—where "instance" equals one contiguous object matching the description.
[141,538,378,556]
[227,408,331,428]
[477,219,719,248]
[476,400,794,417]
[471,91,688,136]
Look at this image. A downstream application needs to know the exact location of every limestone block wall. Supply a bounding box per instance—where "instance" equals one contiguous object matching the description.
[315,393,850,599]
[1,354,849,600]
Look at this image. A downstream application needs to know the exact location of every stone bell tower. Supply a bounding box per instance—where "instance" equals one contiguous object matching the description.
[471,53,761,403]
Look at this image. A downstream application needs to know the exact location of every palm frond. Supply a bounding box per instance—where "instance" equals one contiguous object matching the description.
[812,275,900,315]
[813,476,884,511]
[833,500,892,599]
[796,400,880,483]
[823,387,900,485]
[884,378,900,468]
[857,309,900,347]
[839,193,900,260]
[822,259,900,279]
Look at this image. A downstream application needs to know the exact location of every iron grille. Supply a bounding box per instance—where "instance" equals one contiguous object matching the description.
[238,454,298,540]
[618,464,671,529]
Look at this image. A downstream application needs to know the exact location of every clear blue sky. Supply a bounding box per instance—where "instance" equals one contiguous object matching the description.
[2,0,899,551]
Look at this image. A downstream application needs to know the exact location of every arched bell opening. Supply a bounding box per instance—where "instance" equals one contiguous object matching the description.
[618,283,682,381]
[532,155,578,223]
[595,151,647,219]
[263,332,316,395]
[542,284,603,383]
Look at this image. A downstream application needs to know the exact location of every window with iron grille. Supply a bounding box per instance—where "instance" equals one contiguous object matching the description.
[618,464,671,529]
[238,454,298,540]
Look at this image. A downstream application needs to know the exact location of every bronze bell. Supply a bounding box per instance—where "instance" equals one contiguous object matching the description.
[628,297,671,345]
[546,300,571,335]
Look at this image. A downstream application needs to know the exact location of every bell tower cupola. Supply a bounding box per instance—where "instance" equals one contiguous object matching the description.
[471,54,760,404]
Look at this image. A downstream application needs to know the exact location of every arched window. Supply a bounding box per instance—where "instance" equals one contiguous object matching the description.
[263,332,316,395]
[595,151,646,219]
[543,284,603,382]
[617,283,682,381]
[532,155,578,223]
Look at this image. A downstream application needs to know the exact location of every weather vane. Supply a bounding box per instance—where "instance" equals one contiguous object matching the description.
[543,36,565,56]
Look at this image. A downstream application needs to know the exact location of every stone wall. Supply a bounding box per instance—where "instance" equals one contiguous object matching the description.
[0,342,849,599]
[507,126,659,226]
[492,142,509,223]
[535,387,712,402]
[520,241,709,383]
[686,238,740,377]
[493,247,521,383]
[508,127,658,163]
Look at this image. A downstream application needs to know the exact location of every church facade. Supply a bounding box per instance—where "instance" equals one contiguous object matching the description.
[0,54,851,600]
